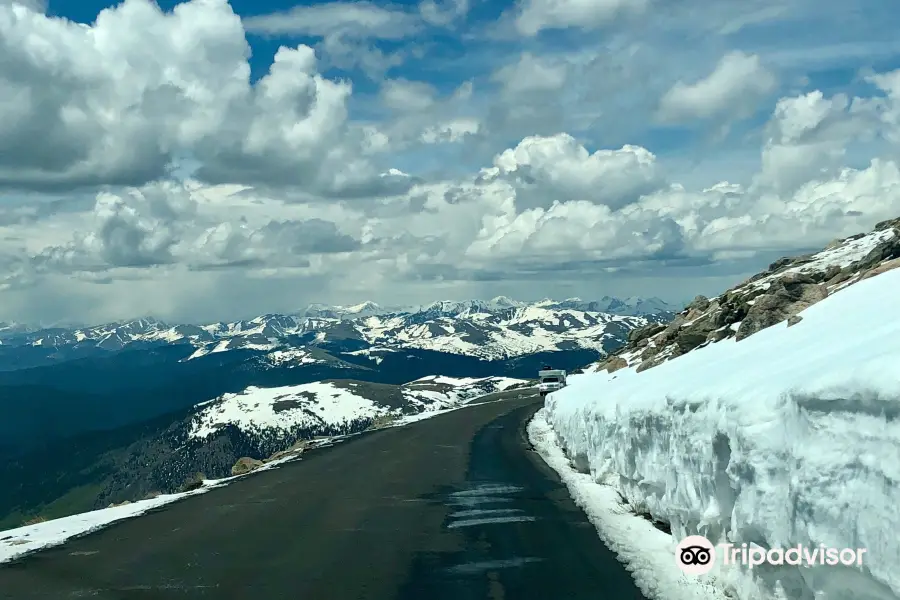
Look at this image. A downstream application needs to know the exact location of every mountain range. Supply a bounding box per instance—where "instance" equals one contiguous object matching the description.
[0,296,676,371]
[0,296,674,527]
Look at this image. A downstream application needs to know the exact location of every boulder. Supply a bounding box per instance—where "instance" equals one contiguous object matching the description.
[180,472,207,492]
[706,327,732,343]
[674,318,718,353]
[860,256,900,281]
[735,281,827,341]
[875,217,900,231]
[627,322,666,344]
[265,440,309,463]
[825,268,854,288]
[603,356,628,373]
[231,457,264,476]
[787,315,803,327]
[685,295,710,312]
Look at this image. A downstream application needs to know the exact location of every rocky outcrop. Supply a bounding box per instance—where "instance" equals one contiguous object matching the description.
[264,440,308,463]
[599,356,628,373]
[231,457,264,476]
[591,218,900,374]
[735,275,828,341]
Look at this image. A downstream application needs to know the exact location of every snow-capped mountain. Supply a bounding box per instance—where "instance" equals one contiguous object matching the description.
[0,296,676,367]
[296,301,402,320]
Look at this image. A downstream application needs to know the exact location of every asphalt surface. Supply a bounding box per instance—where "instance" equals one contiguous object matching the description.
[0,393,648,600]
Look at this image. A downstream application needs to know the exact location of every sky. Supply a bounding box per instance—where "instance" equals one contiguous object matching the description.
[1,0,900,325]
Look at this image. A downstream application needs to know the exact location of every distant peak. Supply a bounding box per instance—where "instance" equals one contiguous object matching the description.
[344,301,380,312]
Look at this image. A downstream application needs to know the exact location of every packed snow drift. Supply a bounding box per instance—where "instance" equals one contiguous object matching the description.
[538,268,900,600]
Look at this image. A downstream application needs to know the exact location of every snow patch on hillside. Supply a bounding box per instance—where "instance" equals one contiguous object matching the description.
[188,382,386,440]
[189,376,531,441]
[540,269,900,600]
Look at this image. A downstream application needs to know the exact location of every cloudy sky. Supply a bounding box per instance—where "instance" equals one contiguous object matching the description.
[1,0,899,325]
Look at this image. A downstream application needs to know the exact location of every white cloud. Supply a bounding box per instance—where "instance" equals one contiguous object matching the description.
[481,133,662,210]
[421,118,480,144]
[419,0,469,26]
[513,0,649,36]
[242,2,422,39]
[491,52,568,95]
[380,79,438,112]
[658,51,777,122]
[0,0,391,196]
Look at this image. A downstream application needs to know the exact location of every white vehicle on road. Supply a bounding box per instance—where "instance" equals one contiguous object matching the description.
[538,366,566,397]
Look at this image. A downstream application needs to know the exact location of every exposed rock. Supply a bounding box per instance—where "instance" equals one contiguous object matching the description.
[860,256,900,281]
[627,322,666,344]
[640,344,660,361]
[231,457,263,476]
[180,472,206,492]
[603,356,628,373]
[685,295,710,312]
[264,440,309,463]
[875,217,900,231]
[825,268,854,288]
[767,257,794,273]
[735,282,827,341]
[674,319,718,354]
[706,327,731,343]
[636,354,668,373]
[585,217,900,375]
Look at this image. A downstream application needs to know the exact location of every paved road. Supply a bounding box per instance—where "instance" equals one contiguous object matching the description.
[0,393,647,600]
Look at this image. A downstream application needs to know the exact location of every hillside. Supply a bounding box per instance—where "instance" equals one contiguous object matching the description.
[0,376,529,529]
[592,216,900,374]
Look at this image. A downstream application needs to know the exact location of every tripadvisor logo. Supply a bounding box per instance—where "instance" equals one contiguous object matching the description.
[676,535,868,575]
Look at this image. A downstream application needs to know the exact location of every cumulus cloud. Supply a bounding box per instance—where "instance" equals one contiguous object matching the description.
[27,180,363,277]
[480,134,662,210]
[0,0,391,196]
[33,182,195,273]
[658,51,777,122]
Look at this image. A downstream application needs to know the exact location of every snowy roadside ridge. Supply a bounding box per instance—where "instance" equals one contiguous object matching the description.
[528,409,730,600]
[542,267,900,600]
[591,217,900,375]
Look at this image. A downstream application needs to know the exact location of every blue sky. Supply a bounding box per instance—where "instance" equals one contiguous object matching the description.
[2,0,900,323]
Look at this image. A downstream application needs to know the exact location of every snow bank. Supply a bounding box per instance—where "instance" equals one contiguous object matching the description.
[0,451,318,564]
[0,489,210,563]
[542,269,900,600]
